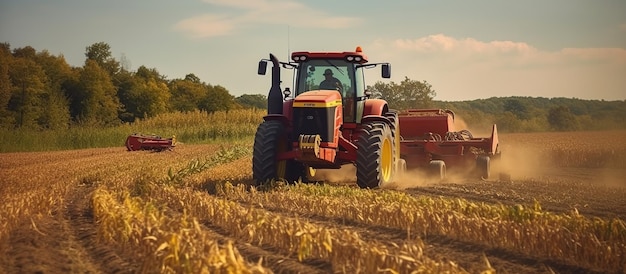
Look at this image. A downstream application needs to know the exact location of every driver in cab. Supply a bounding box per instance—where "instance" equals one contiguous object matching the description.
[319,69,342,91]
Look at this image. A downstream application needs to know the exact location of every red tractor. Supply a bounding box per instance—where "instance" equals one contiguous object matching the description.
[253,47,402,188]
[253,47,500,188]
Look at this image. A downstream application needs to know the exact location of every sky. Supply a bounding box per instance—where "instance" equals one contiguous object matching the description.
[1,0,625,101]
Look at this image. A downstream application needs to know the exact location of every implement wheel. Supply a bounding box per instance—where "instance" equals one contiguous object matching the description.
[476,155,490,179]
[429,160,446,181]
[252,120,288,186]
[356,122,395,188]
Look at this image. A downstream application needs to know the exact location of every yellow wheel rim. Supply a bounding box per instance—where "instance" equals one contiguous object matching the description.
[381,137,392,182]
[306,166,316,178]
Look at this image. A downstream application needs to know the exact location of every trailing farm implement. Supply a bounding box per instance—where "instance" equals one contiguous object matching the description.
[398,109,499,180]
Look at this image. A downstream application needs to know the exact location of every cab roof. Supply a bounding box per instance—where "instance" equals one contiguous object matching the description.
[290,46,368,64]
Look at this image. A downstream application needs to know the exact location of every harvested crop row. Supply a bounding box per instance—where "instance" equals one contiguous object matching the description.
[92,188,270,273]
[152,185,478,273]
[215,183,625,272]
[0,145,227,248]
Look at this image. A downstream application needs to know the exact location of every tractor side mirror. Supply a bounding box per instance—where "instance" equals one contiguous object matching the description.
[258,60,268,75]
[381,64,391,78]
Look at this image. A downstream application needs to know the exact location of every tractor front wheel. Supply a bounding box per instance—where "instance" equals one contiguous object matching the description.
[252,120,288,186]
[356,122,395,188]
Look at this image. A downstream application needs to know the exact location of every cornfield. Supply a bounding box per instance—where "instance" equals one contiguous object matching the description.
[1,125,625,273]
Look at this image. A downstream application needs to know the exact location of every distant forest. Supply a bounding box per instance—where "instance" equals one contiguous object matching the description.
[1,42,624,133]
[435,97,626,132]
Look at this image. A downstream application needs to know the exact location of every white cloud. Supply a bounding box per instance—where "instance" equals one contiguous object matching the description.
[378,34,626,67]
[365,34,626,100]
[394,34,535,54]
[175,0,362,38]
[174,14,235,38]
[202,0,270,9]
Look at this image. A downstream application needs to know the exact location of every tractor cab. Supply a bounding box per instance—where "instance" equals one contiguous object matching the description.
[289,47,390,123]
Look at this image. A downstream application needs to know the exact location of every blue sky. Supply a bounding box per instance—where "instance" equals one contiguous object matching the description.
[1,0,625,101]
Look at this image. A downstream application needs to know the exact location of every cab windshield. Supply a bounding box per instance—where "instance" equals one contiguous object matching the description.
[295,59,354,97]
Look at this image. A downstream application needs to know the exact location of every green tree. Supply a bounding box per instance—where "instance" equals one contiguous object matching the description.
[35,50,74,129]
[169,76,206,111]
[135,65,165,81]
[494,111,522,132]
[123,78,170,120]
[75,60,120,126]
[12,46,37,59]
[123,66,170,121]
[114,71,137,122]
[0,43,14,128]
[118,71,170,122]
[85,42,120,76]
[200,84,235,113]
[7,58,47,129]
[368,77,436,110]
[503,98,531,120]
[548,106,579,131]
[184,73,201,83]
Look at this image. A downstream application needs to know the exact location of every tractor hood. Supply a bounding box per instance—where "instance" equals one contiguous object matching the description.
[293,90,342,108]
[291,90,343,145]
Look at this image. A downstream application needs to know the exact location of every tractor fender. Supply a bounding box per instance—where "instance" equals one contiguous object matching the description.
[363,99,388,116]
[361,115,391,126]
[263,114,290,127]
[262,100,294,126]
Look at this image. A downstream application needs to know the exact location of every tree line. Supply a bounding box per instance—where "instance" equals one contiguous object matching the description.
[367,77,626,132]
[2,42,623,132]
[435,96,626,132]
[0,42,264,130]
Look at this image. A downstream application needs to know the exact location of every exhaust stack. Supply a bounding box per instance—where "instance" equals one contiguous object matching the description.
[267,54,283,115]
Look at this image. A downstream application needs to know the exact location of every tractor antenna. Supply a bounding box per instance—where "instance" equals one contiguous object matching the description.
[287,25,290,61]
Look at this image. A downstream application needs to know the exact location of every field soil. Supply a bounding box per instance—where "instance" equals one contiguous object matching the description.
[1,132,624,273]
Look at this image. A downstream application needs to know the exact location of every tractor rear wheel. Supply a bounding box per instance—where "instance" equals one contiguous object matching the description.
[252,120,288,186]
[385,111,400,174]
[356,122,395,188]
[476,155,490,179]
[429,160,446,181]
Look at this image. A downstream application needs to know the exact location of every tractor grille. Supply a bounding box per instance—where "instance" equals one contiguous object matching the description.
[292,107,336,142]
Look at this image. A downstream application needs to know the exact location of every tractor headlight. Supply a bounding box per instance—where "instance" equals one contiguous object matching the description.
[292,55,307,62]
[346,55,362,62]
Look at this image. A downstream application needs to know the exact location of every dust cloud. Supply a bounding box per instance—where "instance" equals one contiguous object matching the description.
[312,164,441,189]
[313,165,357,183]
[384,168,434,190]
[494,144,547,181]
[452,116,492,138]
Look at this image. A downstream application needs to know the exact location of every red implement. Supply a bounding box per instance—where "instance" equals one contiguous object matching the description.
[125,133,176,152]
[398,109,499,179]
